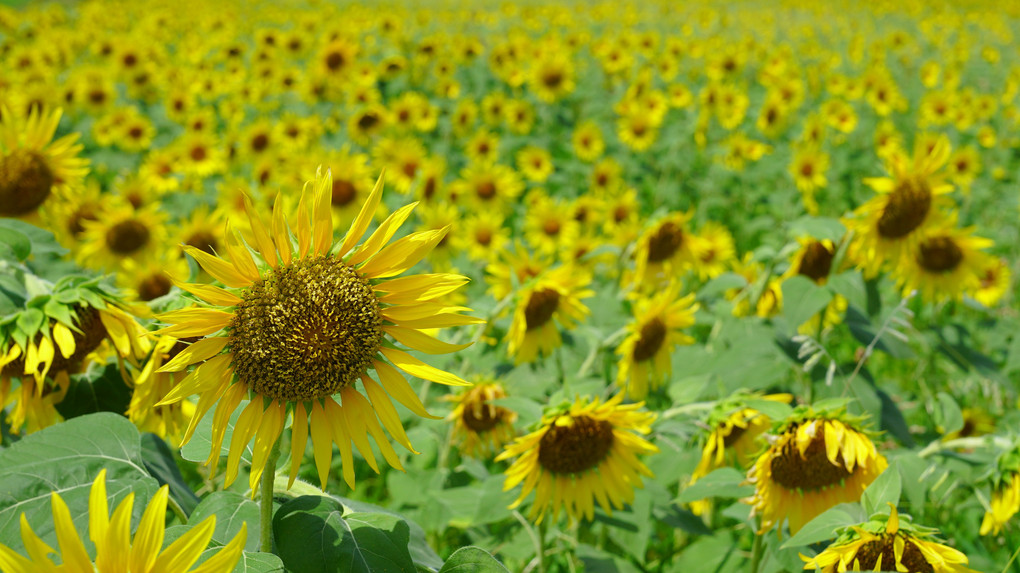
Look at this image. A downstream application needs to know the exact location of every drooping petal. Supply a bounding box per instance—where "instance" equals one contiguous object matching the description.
[323,397,357,489]
[288,402,309,489]
[156,353,234,406]
[224,399,265,488]
[309,400,334,489]
[372,360,439,419]
[360,375,417,453]
[248,400,286,490]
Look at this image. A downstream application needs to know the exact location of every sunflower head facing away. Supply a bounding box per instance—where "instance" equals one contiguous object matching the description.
[0,469,246,573]
[446,380,518,458]
[746,403,888,535]
[155,168,481,493]
[495,394,658,524]
[801,504,976,572]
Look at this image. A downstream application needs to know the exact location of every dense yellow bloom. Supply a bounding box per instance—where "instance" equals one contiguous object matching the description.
[496,394,658,524]
[0,470,246,573]
[154,170,480,492]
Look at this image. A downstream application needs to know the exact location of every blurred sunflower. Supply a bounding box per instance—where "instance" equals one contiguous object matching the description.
[892,222,993,303]
[615,285,698,400]
[529,51,575,103]
[981,466,1020,536]
[844,135,954,276]
[460,210,510,263]
[128,335,197,445]
[0,106,88,220]
[572,120,605,162]
[77,202,167,272]
[789,145,829,215]
[631,212,702,288]
[523,194,580,257]
[496,394,658,523]
[516,146,553,183]
[446,381,517,458]
[154,170,480,492]
[0,469,246,573]
[746,405,887,535]
[802,505,975,572]
[974,257,1011,307]
[451,161,524,210]
[505,264,593,364]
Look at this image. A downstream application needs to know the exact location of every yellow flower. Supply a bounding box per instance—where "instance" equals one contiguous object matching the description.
[154,170,480,492]
[446,381,517,458]
[0,469,246,573]
[692,222,737,281]
[516,145,554,183]
[572,120,605,162]
[981,471,1020,536]
[0,106,88,221]
[496,394,658,524]
[747,411,887,535]
[974,257,1011,308]
[788,146,829,215]
[505,264,593,364]
[802,505,976,572]
[451,161,524,210]
[892,222,993,303]
[630,212,702,288]
[128,336,197,445]
[523,193,581,258]
[615,285,698,400]
[529,50,575,103]
[76,201,167,273]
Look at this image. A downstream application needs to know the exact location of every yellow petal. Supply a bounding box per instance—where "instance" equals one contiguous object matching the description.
[18,513,55,566]
[382,312,485,329]
[288,402,309,489]
[324,397,357,489]
[150,515,216,573]
[128,485,168,573]
[271,193,293,266]
[158,337,229,373]
[244,193,279,268]
[190,522,246,573]
[338,389,379,473]
[296,187,312,259]
[156,353,234,406]
[223,225,260,282]
[205,382,248,471]
[380,347,471,387]
[377,274,470,304]
[52,493,95,572]
[182,246,252,288]
[52,323,76,359]
[344,387,404,472]
[152,308,233,338]
[338,172,384,258]
[88,469,109,547]
[372,360,440,419]
[382,326,472,355]
[309,401,334,489]
[358,227,447,279]
[360,375,417,453]
[170,277,242,307]
[248,400,286,490]
[381,303,473,322]
[886,502,899,534]
[224,399,264,488]
[312,167,334,257]
[347,202,418,266]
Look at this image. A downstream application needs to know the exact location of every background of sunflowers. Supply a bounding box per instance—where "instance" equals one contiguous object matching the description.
[1,0,1020,571]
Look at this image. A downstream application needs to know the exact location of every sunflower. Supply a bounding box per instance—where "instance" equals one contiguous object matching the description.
[746,406,887,535]
[617,111,659,152]
[529,51,575,103]
[459,210,510,263]
[451,161,524,210]
[688,393,792,516]
[0,469,246,573]
[572,120,605,162]
[495,394,658,524]
[981,470,1020,536]
[485,241,552,302]
[844,135,954,277]
[446,381,517,458]
[318,147,376,227]
[974,257,1011,307]
[505,264,593,364]
[38,178,106,250]
[892,223,993,303]
[119,254,189,302]
[692,222,737,281]
[464,130,500,164]
[630,212,702,288]
[615,285,698,400]
[154,170,480,492]
[523,193,580,257]
[504,99,535,135]
[373,136,428,194]
[0,106,88,220]
[516,145,553,183]
[128,336,197,445]
[802,504,976,572]
[789,145,829,215]
[77,202,167,272]
[785,237,837,286]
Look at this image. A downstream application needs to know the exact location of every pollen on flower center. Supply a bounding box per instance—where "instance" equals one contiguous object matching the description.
[769,428,852,490]
[647,221,684,262]
[798,241,834,282]
[538,415,615,475]
[917,236,963,273]
[525,288,560,330]
[852,536,934,573]
[105,219,151,255]
[632,317,666,362]
[229,255,382,401]
[0,149,55,216]
[876,175,932,239]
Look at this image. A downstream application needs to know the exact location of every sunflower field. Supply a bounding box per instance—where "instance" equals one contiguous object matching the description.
[2,0,1020,571]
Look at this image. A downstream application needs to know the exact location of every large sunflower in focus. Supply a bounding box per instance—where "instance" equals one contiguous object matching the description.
[155,170,480,492]
[844,135,954,277]
[746,405,887,535]
[0,106,88,220]
[496,394,658,524]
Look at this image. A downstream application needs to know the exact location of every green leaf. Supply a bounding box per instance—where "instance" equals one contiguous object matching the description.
[788,216,846,242]
[0,219,66,258]
[189,491,260,552]
[780,504,862,549]
[937,392,964,436]
[781,275,833,330]
[675,467,754,504]
[141,433,201,516]
[438,547,510,573]
[273,496,416,573]
[576,543,643,573]
[861,465,902,515]
[333,495,442,571]
[0,413,158,554]
[55,362,133,420]
[741,398,794,422]
[0,227,31,261]
[233,551,286,572]
[15,307,45,335]
[652,504,713,536]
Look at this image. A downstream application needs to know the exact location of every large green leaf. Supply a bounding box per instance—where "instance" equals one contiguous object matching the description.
[232,551,286,573]
[0,413,158,554]
[675,467,754,504]
[189,491,260,552]
[438,547,510,573]
[780,503,864,549]
[781,275,833,329]
[55,362,133,421]
[861,464,902,516]
[335,495,443,571]
[273,495,416,573]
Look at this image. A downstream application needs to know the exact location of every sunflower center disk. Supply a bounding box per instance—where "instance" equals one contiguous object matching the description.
[524,288,560,330]
[876,176,932,239]
[852,537,934,573]
[798,242,834,283]
[632,317,667,362]
[105,219,152,255]
[769,430,852,491]
[0,149,55,217]
[647,222,684,262]
[138,273,173,301]
[917,236,963,273]
[229,255,382,401]
[538,415,615,475]
[461,403,503,433]
[331,179,357,206]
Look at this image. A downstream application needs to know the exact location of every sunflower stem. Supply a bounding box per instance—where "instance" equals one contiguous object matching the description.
[537,518,548,573]
[749,530,764,573]
[260,439,281,553]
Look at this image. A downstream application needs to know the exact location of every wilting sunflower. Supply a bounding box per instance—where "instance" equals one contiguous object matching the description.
[0,105,89,220]
[505,264,593,364]
[496,394,658,523]
[446,381,517,458]
[746,405,887,535]
[0,469,246,573]
[801,504,976,572]
[844,135,954,277]
[688,392,793,516]
[615,285,698,399]
[892,222,993,303]
[154,170,480,492]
